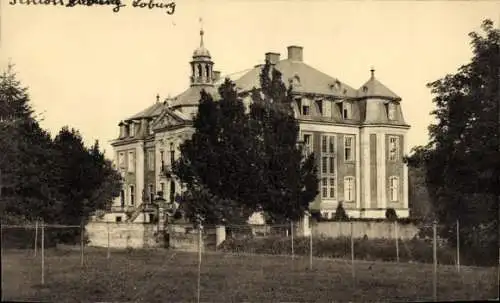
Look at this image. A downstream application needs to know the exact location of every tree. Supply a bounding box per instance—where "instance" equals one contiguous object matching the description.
[249,61,318,223]
[174,82,257,225]
[52,129,122,226]
[0,63,60,223]
[405,19,499,265]
[175,62,319,225]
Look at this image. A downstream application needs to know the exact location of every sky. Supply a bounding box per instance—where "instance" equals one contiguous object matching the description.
[1,0,499,158]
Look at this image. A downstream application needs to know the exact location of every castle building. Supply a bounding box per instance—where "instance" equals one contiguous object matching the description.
[108,30,410,223]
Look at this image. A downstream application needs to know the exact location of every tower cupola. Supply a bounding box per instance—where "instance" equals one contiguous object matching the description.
[190,29,214,86]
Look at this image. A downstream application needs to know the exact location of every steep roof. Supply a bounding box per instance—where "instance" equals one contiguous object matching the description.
[229,59,358,98]
[169,85,219,108]
[126,102,165,121]
[357,71,401,101]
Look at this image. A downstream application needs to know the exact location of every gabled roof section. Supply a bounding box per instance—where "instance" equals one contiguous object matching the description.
[151,107,188,131]
[228,59,358,98]
[357,69,401,101]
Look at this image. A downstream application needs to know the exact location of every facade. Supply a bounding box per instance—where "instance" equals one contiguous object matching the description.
[108,30,410,223]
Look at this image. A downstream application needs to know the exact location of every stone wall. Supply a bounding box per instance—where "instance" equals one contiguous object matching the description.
[312,221,418,240]
[86,222,164,248]
[168,224,220,252]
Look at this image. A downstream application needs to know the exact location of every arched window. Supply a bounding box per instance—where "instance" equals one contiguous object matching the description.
[206,65,210,79]
[197,64,202,78]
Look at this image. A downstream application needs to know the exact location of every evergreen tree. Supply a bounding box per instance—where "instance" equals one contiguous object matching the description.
[405,19,499,265]
[249,62,318,223]
[174,82,257,224]
[334,201,349,221]
[0,63,60,223]
[175,62,319,225]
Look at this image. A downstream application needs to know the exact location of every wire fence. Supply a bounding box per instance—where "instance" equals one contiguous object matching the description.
[1,219,498,302]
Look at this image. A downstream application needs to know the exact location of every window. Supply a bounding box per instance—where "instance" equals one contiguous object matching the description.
[321,134,336,199]
[316,100,323,115]
[116,216,122,223]
[344,177,355,202]
[147,150,155,171]
[118,152,125,169]
[321,177,336,199]
[128,151,135,172]
[302,105,310,116]
[301,99,310,116]
[344,136,354,161]
[160,150,165,171]
[169,143,175,165]
[130,185,135,205]
[389,136,399,161]
[129,123,135,137]
[197,64,202,78]
[389,176,399,202]
[160,182,165,198]
[322,178,328,198]
[148,184,154,203]
[342,102,352,119]
[303,134,312,156]
[170,180,176,203]
[120,190,125,207]
[387,103,396,120]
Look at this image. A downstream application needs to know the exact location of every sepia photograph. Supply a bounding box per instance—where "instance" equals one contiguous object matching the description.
[1,0,499,302]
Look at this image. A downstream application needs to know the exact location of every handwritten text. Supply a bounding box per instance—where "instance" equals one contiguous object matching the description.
[9,0,177,14]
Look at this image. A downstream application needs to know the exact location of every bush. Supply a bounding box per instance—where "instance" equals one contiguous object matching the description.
[385,208,398,222]
[334,202,349,221]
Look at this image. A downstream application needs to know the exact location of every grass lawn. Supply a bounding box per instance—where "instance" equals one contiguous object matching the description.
[2,247,498,302]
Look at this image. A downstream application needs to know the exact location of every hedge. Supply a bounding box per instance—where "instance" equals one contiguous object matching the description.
[218,236,494,267]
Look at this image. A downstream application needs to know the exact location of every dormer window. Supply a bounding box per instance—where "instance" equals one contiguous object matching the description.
[387,103,396,120]
[315,100,323,116]
[129,123,135,137]
[148,121,154,135]
[342,102,352,119]
[302,105,310,116]
[301,98,310,116]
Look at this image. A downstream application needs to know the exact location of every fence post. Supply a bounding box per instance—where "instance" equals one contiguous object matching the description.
[350,221,355,288]
[395,221,399,263]
[291,221,294,260]
[107,221,110,259]
[0,221,3,302]
[456,220,460,273]
[80,219,84,267]
[432,220,437,302]
[41,220,45,285]
[34,219,38,257]
[309,224,313,270]
[197,222,202,303]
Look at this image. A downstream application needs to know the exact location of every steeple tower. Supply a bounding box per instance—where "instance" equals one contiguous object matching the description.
[190,25,214,87]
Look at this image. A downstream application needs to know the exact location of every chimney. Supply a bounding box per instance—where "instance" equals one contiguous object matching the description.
[265,52,280,65]
[212,70,221,82]
[287,45,303,61]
